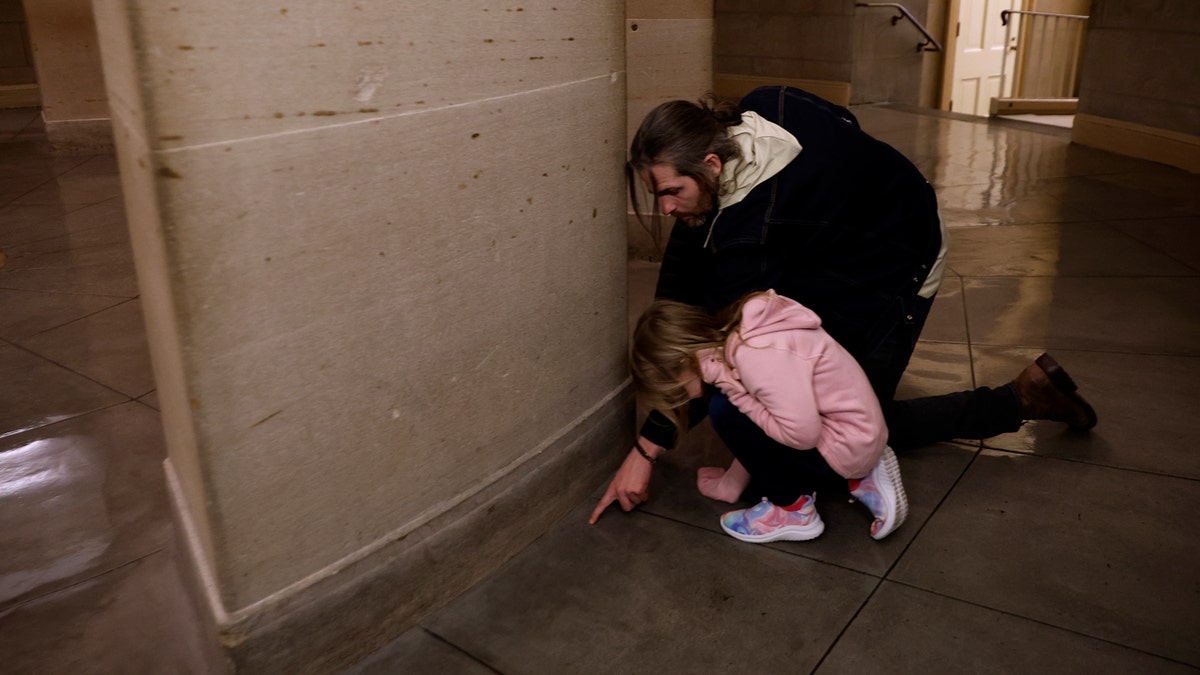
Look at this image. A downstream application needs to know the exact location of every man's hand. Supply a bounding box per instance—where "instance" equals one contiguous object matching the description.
[588,441,661,524]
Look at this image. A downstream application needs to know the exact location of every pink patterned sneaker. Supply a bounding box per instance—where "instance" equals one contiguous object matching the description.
[720,496,824,543]
[849,446,908,540]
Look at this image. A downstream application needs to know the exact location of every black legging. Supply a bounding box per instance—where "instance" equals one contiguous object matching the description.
[707,391,846,505]
[851,292,1024,451]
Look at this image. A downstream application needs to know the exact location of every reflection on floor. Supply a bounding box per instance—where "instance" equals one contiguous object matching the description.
[1002,113,1075,128]
[2,104,1198,673]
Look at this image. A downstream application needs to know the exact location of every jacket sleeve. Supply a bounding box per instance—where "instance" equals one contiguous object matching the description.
[722,344,823,451]
[654,218,708,307]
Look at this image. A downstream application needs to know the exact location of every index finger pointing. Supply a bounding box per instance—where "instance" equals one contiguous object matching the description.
[589,491,616,525]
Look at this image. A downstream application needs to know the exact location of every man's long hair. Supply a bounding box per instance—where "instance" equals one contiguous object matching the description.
[626,95,745,247]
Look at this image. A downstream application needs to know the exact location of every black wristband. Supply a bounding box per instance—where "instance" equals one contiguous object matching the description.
[633,440,656,464]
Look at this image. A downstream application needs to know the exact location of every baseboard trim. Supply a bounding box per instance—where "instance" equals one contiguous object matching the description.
[1071,113,1200,173]
[167,381,634,673]
[45,117,114,154]
[0,83,40,109]
[714,74,851,107]
[991,97,1078,115]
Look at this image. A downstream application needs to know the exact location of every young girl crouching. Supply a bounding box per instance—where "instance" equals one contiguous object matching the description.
[632,290,908,542]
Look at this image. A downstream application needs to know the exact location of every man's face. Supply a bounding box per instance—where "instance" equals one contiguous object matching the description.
[641,163,714,227]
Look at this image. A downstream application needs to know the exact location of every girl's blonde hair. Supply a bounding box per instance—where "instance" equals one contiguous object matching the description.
[631,293,764,439]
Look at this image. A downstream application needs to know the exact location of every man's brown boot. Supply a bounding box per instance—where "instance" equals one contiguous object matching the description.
[1012,353,1097,430]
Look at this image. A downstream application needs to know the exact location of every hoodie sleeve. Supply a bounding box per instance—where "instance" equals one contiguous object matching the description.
[723,344,823,451]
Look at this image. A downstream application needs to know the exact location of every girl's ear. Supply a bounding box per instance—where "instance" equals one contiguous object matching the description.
[703,153,723,179]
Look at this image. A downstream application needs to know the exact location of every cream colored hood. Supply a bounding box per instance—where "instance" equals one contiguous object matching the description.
[716,111,803,210]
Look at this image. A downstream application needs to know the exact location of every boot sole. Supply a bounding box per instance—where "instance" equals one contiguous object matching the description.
[1035,353,1098,430]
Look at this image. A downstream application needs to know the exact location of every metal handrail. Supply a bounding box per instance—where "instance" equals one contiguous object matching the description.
[1000,9,1090,26]
[855,3,943,52]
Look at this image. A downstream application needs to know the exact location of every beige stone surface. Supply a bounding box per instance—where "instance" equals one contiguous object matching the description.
[624,14,713,244]
[22,0,108,124]
[1077,0,1199,139]
[23,0,112,150]
[103,93,221,579]
[627,0,712,20]
[162,77,628,608]
[96,0,630,614]
[119,0,623,149]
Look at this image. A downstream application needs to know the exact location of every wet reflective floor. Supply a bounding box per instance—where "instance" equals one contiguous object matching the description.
[0,109,213,672]
[2,104,1198,672]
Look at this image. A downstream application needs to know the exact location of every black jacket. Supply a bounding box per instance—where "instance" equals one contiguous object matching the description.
[642,86,943,448]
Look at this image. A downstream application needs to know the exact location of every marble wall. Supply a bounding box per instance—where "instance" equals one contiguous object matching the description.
[712,0,945,107]
[1073,0,1199,171]
[21,0,110,151]
[1077,0,1198,137]
[625,0,713,258]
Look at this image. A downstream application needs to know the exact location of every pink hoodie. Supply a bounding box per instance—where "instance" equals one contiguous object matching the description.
[697,290,887,479]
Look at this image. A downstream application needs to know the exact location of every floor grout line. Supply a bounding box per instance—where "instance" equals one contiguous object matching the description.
[809,446,984,673]
[976,445,1200,483]
[14,295,139,341]
[416,627,505,675]
[0,546,168,615]
[883,578,1200,670]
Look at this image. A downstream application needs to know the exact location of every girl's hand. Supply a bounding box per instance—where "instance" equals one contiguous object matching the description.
[698,351,740,392]
[588,441,660,524]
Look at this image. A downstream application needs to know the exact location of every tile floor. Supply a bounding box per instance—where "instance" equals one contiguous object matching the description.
[0,109,214,672]
[2,103,1198,673]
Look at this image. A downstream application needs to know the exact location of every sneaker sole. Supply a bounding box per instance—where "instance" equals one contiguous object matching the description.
[871,447,908,541]
[720,519,825,544]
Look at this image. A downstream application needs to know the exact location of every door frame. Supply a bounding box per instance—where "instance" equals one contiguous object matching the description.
[939,0,1030,112]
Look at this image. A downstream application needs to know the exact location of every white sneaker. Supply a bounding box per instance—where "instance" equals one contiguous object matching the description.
[849,447,908,540]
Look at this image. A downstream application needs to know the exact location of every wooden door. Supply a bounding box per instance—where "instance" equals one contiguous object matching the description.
[0,0,38,108]
[942,0,1020,115]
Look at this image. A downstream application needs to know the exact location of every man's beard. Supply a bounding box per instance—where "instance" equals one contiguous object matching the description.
[679,185,716,228]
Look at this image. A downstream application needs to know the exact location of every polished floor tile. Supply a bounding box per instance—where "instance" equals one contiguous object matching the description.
[891,451,1200,666]
[0,550,217,675]
[138,390,160,411]
[918,272,968,342]
[894,340,975,400]
[10,160,124,207]
[347,626,495,675]
[0,288,126,342]
[1109,215,1200,273]
[0,202,78,246]
[17,299,155,398]
[819,581,1197,674]
[1087,170,1200,215]
[938,175,1193,227]
[963,276,1200,355]
[946,221,1197,277]
[0,224,139,297]
[422,502,879,673]
[0,402,172,609]
[0,108,40,138]
[2,196,129,249]
[0,343,126,440]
